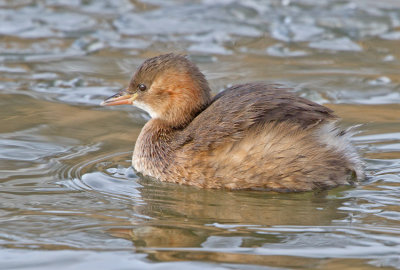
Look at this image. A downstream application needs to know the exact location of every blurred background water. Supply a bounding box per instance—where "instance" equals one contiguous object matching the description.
[0,0,400,269]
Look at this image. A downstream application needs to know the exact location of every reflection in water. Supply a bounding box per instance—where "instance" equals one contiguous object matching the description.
[1,0,400,269]
[64,156,400,268]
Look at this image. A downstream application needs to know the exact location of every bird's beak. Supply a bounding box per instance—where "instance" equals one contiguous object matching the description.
[100,90,138,106]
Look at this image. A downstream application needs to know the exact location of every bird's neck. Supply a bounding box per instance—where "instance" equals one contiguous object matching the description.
[132,119,178,176]
[132,95,211,175]
[136,119,175,152]
[159,91,211,129]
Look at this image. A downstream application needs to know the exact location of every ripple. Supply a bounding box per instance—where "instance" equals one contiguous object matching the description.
[0,127,102,193]
[192,223,400,267]
[380,31,400,40]
[31,85,117,106]
[38,12,97,33]
[266,44,309,57]
[309,37,362,52]
[0,126,78,175]
[0,0,398,61]
[58,152,143,202]
[1,1,400,269]
[270,22,325,43]
[0,249,242,270]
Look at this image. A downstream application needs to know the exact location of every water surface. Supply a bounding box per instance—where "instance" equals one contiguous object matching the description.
[1,0,400,269]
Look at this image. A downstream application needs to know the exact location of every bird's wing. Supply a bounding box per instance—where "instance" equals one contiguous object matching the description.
[175,83,337,151]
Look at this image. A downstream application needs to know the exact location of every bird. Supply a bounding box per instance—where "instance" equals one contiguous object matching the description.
[101,53,364,191]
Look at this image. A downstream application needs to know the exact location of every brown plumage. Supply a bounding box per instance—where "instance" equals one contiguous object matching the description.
[101,53,364,191]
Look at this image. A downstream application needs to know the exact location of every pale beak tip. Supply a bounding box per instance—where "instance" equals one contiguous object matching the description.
[100,91,136,107]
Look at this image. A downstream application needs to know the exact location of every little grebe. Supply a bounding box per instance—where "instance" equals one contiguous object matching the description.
[101,53,364,191]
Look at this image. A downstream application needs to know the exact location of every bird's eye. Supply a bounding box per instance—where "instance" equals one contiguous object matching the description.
[138,84,147,91]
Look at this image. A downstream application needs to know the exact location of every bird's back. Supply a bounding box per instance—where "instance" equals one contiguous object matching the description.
[167,83,364,190]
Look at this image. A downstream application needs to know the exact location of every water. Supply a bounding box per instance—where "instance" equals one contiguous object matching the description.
[1,0,400,269]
